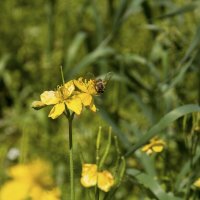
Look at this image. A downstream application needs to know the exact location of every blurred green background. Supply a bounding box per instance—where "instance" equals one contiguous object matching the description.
[0,0,200,199]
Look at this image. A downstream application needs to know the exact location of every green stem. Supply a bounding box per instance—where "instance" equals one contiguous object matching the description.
[99,127,112,169]
[96,126,102,167]
[46,0,55,62]
[68,113,75,200]
[60,65,65,85]
[95,190,100,200]
[95,127,102,200]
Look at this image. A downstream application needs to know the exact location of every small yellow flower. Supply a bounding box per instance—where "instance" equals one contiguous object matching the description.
[80,164,114,192]
[73,77,97,112]
[0,181,30,200]
[0,160,60,200]
[80,164,98,187]
[141,137,165,155]
[30,186,60,200]
[194,178,200,188]
[32,80,82,119]
[97,170,115,192]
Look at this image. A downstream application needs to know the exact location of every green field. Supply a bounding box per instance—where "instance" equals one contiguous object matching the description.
[0,0,200,199]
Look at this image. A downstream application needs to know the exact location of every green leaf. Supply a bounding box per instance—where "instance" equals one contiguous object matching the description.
[163,55,195,93]
[127,168,182,200]
[116,53,160,79]
[156,3,198,20]
[180,24,200,64]
[125,104,200,157]
[99,107,131,148]
[66,46,114,78]
[113,0,130,34]
[135,151,156,177]
[65,32,87,71]
[0,54,10,76]
[130,93,155,124]
[174,147,200,192]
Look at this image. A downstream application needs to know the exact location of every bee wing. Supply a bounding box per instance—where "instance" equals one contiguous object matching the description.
[104,72,113,84]
[85,72,95,80]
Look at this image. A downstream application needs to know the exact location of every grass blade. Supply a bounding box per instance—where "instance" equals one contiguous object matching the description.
[99,107,131,149]
[65,32,87,71]
[66,46,114,78]
[127,168,182,200]
[156,3,197,20]
[125,104,200,157]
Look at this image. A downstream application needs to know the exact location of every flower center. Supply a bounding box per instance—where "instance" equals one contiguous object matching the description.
[57,86,70,102]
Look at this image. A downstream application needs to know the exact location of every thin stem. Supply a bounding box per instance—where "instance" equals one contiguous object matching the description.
[46,0,55,63]
[99,127,112,169]
[95,189,100,200]
[96,126,102,167]
[113,136,121,177]
[198,58,200,105]
[68,113,75,200]
[19,126,28,164]
[60,65,65,85]
[95,127,102,200]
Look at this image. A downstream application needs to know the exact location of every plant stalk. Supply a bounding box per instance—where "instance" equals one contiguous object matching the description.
[95,126,101,200]
[68,114,75,200]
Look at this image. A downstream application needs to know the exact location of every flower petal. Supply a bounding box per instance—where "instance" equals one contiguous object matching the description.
[0,180,31,200]
[40,91,60,105]
[87,80,97,95]
[77,93,92,106]
[31,101,46,110]
[65,97,82,115]
[141,138,165,155]
[194,178,200,188]
[97,170,114,192]
[80,164,97,188]
[141,144,151,152]
[73,78,88,93]
[9,164,31,180]
[64,81,75,96]
[152,145,164,153]
[89,101,97,112]
[48,103,65,119]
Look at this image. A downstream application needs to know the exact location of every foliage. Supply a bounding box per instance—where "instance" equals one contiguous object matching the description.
[0,0,200,199]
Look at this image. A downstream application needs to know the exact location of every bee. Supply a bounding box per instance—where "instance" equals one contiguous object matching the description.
[94,72,113,94]
[94,79,106,94]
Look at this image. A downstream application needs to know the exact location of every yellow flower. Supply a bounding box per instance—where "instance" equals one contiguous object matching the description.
[97,170,115,192]
[80,164,114,192]
[80,164,98,187]
[30,186,60,200]
[32,80,82,119]
[194,178,200,188]
[141,137,165,155]
[0,160,61,200]
[73,77,97,112]
[0,181,30,200]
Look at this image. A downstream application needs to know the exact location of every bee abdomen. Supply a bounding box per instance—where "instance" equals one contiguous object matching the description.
[95,79,105,94]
